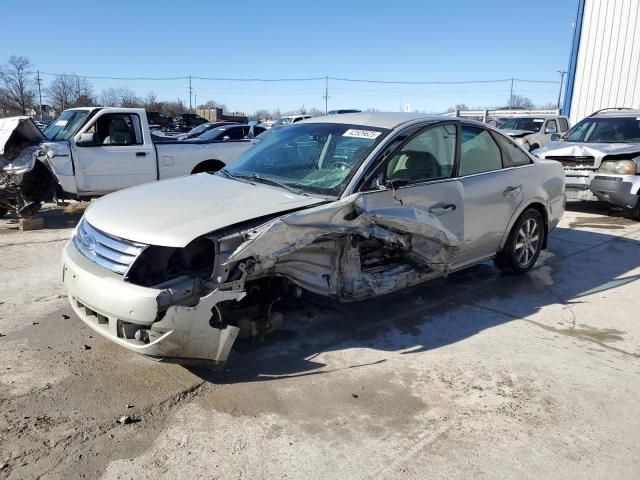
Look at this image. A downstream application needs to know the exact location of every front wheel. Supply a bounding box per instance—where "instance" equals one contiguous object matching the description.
[494,208,545,274]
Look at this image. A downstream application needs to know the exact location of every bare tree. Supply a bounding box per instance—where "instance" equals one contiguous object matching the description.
[144,91,158,110]
[47,74,94,111]
[99,88,120,107]
[508,94,534,109]
[118,87,141,108]
[0,55,35,114]
[47,75,75,111]
[200,99,227,112]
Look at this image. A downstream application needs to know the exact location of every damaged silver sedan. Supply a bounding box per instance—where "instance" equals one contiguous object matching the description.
[61,113,565,365]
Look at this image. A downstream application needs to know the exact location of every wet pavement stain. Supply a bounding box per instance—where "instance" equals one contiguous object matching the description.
[569,215,637,230]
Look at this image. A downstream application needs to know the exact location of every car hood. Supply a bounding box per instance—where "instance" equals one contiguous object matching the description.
[503,129,535,138]
[84,174,326,247]
[534,141,640,161]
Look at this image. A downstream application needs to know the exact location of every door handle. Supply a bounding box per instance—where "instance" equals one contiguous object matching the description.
[136,151,147,157]
[503,185,521,196]
[429,204,456,215]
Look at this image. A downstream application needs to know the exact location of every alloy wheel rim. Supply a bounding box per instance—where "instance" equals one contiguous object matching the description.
[514,218,540,267]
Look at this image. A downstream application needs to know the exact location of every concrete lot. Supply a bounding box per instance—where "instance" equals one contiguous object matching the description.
[1,203,639,479]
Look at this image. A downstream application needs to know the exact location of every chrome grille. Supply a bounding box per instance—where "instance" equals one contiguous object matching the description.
[546,155,596,168]
[73,219,147,275]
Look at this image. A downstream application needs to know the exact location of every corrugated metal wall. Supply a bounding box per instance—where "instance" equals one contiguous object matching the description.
[567,0,640,124]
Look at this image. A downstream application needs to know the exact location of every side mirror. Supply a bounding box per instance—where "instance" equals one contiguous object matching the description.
[550,133,561,141]
[76,132,99,146]
[222,135,231,142]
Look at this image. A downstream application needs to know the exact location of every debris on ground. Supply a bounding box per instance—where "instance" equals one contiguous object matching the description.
[82,345,91,351]
[0,463,7,470]
[61,314,70,319]
[117,415,141,425]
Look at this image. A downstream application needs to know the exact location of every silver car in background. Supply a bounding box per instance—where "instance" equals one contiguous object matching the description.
[61,113,565,366]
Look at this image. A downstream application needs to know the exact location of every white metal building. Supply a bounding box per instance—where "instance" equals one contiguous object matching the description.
[563,0,640,124]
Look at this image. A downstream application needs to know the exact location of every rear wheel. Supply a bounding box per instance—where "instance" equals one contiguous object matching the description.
[494,208,545,274]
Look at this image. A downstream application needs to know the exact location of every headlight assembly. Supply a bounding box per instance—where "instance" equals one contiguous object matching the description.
[598,160,637,175]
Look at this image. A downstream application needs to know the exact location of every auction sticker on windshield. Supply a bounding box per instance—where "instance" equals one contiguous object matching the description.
[343,129,381,139]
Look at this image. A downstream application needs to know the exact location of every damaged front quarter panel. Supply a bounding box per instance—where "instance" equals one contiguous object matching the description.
[221,192,462,301]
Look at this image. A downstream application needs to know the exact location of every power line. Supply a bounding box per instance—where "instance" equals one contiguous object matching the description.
[36,70,561,85]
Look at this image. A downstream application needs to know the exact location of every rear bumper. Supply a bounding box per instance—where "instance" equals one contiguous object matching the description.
[62,241,244,363]
[590,175,640,210]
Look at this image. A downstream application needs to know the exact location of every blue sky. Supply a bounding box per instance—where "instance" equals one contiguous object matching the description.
[0,0,579,113]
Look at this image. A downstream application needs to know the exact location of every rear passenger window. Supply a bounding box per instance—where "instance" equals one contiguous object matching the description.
[558,118,569,132]
[494,134,532,167]
[459,127,502,176]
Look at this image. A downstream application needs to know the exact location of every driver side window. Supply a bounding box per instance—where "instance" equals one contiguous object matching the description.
[386,125,456,183]
[87,114,141,146]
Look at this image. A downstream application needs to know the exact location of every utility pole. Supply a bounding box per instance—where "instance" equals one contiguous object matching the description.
[556,70,567,110]
[76,75,81,104]
[194,92,197,115]
[36,70,43,122]
[323,76,329,115]
[509,77,514,106]
[188,75,193,113]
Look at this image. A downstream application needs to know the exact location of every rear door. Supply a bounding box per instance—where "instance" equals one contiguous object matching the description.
[455,125,530,265]
[71,111,156,194]
[359,122,464,258]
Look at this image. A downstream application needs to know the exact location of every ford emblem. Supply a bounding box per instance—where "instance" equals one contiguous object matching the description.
[82,234,97,253]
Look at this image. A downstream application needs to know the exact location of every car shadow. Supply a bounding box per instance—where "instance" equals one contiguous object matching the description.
[0,202,87,231]
[188,219,640,384]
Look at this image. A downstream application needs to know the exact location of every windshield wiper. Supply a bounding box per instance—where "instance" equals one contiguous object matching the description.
[235,173,308,196]
[217,168,255,184]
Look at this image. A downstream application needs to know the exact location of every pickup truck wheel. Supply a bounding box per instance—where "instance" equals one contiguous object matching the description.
[494,208,544,274]
[0,207,8,218]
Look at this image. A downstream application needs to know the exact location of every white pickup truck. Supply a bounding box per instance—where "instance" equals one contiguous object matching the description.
[0,107,254,216]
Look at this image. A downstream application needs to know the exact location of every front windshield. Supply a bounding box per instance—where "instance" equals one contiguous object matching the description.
[187,123,211,136]
[271,117,293,128]
[223,123,388,197]
[500,118,544,132]
[196,126,228,141]
[565,117,640,143]
[43,110,90,141]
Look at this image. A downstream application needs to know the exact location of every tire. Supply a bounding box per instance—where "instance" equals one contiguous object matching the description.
[0,207,7,218]
[494,208,545,274]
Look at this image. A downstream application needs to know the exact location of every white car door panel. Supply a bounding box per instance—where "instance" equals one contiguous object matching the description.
[72,112,156,194]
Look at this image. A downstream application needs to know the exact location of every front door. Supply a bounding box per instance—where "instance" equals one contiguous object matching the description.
[359,123,464,265]
[72,112,156,194]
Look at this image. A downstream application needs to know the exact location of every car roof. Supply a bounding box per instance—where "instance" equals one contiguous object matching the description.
[298,112,450,129]
[504,115,564,119]
[591,109,640,118]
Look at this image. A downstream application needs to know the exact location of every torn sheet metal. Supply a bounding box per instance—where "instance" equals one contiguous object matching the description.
[225,192,462,273]
[0,116,44,175]
[0,116,56,216]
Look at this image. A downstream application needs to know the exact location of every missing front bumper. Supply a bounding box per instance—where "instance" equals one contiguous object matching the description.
[63,240,246,364]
